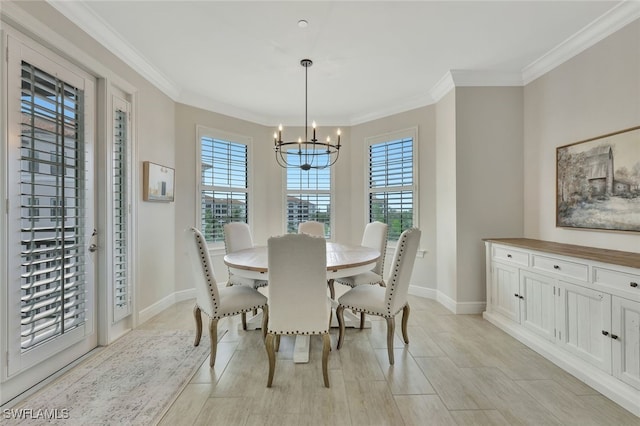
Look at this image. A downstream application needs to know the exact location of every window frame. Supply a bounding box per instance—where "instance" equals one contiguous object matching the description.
[282,152,335,239]
[364,127,419,244]
[196,125,254,248]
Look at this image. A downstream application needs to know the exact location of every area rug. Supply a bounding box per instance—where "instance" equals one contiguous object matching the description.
[12,329,210,425]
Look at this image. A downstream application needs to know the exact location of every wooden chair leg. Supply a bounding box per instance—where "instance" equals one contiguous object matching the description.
[266,333,276,387]
[322,333,331,388]
[401,304,410,344]
[209,318,218,368]
[328,279,335,300]
[261,305,269,340]
[360,312,365,330]
[386,316,395,365]
[336,305,345,349]
[241,312,247,330]
[193,305,202,346]
[275,335,281,352]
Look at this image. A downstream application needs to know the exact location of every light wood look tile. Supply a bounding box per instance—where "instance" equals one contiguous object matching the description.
[30,295,635,426]
[414,356,494,410]
[158,383,213,426]
[344,379,405,425]
[449,409,512,426]
[516,379,628,426]
[374,348,435,395]
[394,395,458,425]
[193,396,252,426]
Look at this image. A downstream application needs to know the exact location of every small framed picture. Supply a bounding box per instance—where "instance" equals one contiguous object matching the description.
[143,161,175,202]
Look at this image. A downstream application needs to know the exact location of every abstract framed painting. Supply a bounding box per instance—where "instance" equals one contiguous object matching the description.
[556,126,640,232]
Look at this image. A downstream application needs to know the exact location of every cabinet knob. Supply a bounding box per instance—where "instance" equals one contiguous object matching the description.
[611,334,619,340]
[631,282,638,288]
[519,295,524,299]
[514,293,519,298]
[553,265,560,270]
[507,254,512,258]
[602,330,609,336]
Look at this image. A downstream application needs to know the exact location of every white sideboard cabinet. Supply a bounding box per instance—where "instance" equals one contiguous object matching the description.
[484,238,640,417]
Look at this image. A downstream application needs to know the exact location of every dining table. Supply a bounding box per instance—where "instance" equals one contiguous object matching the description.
[224,241,380,363]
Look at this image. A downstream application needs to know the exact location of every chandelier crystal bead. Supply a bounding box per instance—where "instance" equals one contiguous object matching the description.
[273,59,341,170]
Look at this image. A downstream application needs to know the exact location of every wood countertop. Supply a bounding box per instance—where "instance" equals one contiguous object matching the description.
[483,238,640,270]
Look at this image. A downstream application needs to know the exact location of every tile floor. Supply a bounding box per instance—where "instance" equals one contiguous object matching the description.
[155,295,640,426]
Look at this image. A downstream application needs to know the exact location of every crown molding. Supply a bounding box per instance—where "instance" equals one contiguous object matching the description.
[429,71,456,103]
[348,92,435,126]
[31,0,640,125]
[47,0,180,100]
[522,0,640,85]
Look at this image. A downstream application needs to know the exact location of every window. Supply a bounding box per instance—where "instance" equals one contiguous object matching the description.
[367,128,418,241]
[286,151,332,237]
[198,127,250,243]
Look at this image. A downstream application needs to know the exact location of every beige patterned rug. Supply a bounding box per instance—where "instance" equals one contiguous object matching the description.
[12,329,210,425]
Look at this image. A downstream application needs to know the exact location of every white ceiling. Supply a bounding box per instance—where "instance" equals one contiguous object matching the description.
[49,1,639,126]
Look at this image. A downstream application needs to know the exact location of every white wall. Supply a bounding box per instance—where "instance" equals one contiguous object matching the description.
[524,19,640,252]
[455,87,524,304]
[435,91,458,302]
[350,105,437,293]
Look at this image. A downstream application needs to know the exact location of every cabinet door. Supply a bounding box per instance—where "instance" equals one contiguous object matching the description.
[557,281,612,373]
[520,271,556,342]
[612,297,640,390]
[491,262,520,323]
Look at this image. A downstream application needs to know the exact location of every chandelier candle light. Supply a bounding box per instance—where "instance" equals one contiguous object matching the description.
[274,59,341,170]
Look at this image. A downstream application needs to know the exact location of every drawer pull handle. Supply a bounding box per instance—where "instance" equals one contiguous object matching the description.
[611,334,619,340]
[602,330,609,336]
[507,254,512,258]
[553,265,560,270]
[631,282,638,288]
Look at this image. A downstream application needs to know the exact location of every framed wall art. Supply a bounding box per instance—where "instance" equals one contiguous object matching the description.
[143,161,175,202]
[556,126,640,232]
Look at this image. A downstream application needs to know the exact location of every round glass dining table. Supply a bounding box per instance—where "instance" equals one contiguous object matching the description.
[223,242,380,363]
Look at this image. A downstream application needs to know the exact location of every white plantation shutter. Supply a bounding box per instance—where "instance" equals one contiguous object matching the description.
[19,60,87,350]
[367,129,417,241]
[199,130,250,243]
[112,101,131,321]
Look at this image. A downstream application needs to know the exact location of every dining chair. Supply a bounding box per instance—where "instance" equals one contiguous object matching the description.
[265,233,332,387]
[224,222,268,289]
[297,220,325,237]
[329,221,388,300]
[336,227,421,365]
[185,227,269,368]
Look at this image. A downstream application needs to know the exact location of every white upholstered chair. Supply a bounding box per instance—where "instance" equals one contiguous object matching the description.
[224,222,268,289]
[297,220,325,237]
[185,227,268,368]
[329,221,388,299]
[265,233,332,387]
[336,227,421,365]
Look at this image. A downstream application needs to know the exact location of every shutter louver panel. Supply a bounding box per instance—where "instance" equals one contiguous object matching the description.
[368,137,414,241]
[113,107,131,321]
[200,137,249,242]
[19,61,87,352]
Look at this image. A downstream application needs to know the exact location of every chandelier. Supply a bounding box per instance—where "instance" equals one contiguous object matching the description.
[273,59,341,170]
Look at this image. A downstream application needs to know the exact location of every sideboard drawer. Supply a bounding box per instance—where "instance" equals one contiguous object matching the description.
[492,245,529,266]
[532,255,589,281]
[593,267,640,291]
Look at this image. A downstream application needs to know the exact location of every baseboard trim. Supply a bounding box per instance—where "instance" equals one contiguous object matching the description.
[409,285,486,314]
[138,289,196,325]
